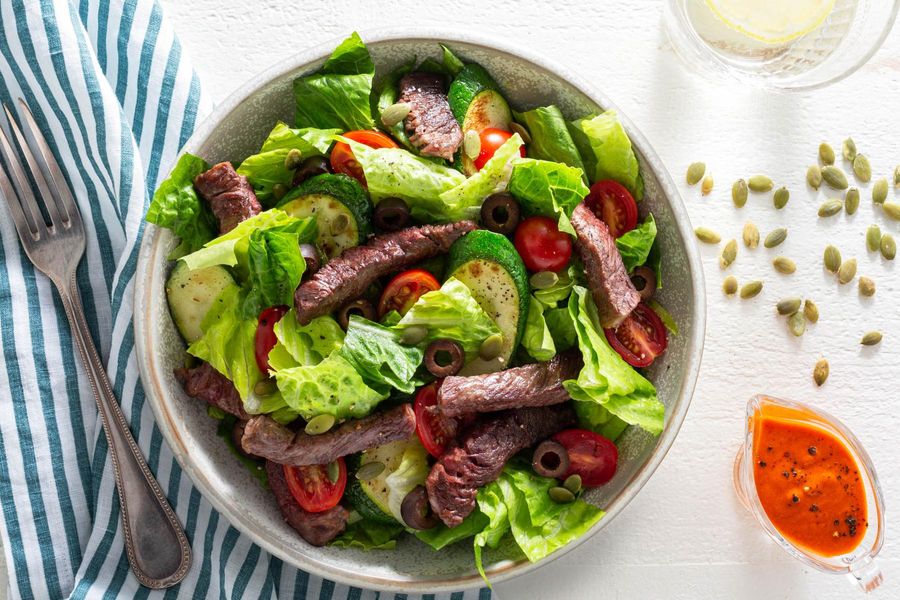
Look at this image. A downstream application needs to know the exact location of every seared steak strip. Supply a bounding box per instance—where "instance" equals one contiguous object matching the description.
[193,162,262,234]
[426,405,576,527]
[438,349,583,417]
[399,73,463,160]
[294,220,477,325]
[265,460,348,546]
[241,404,417,466]
[174,361,248,420]
[570,203,640,328]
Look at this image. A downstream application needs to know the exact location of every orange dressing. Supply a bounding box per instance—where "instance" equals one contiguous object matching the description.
[751,404,867,557]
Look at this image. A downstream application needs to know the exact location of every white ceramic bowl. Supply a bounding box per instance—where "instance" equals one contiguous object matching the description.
[134,29,706,593]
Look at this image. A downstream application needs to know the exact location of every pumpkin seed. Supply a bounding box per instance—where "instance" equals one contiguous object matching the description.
[844,188,860,215]
[305,414,336,436]
[549,486,576,503]
[740,280,763,299]
[327,460,341,484]
[272,183,287,201]
[773,186,790,209]
[788,312,806,337]
[748,174,774,193]
[720,239,737,269]
[819,142,836,165]
[895,165,900,187]
[479,333,504,361]
[509,121,532,145]
[722,275,738,296]
[817,198,843,217]
[464,130,481,159]
[686,162,706,185]
[841,138,857,162]
[530,271,559,290]
[872,178,888,204]
[695,227,721,244]
[732,179,748,207]
[776,297,802,316]
[824,245,842,273]
[852,154,872,182]
[838,258,857,284]
[861,331,883,346]
[806,165,822,190]
[859,276,876,297]
[880,234,896,260]
[821,166,849,190]
[866,225,882,252]
[254,378,277,397]
[882,202,900,220]
[773,256,796,274]
[284,148,304,170]
[764,228,787,248]
[563,474,582,495]
[355,461,386,481]
[400,325,428,345]
[803,300,819,324]
[743,221,759,248]
[701,174,714,196]
[380,102,411,127]
[813,359,829,386]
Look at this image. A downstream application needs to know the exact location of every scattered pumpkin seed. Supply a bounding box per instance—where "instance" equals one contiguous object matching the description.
[509,121,532,145]
[743,221,760,248]
[861,331,883,346]
[841,138,857,162]
[549,486,576,503]
[844,188,860,215]
[838,258,857,284]
[819,142,835,165]
[881,234,896,260]
[254,378,277,397]
[732,179,748,207]
[813,359,829,386]
[872,178,888,205]
[740,280,763,299]
[563,474,582,495]
[530,271,559,290]
[380,102,411,127]
[764,228,788,248]
[701,175,714,195]
[695,227,721,244]
[720,239,737,269]
[859,276,876,297]
[803,300,819,324]
[776,298,802,316]
[748,174,774,193]
[327,460,341,484]
[272,183,287,201]
[866,225,882,252]
[722,276,738,296]
[400,325,428,346]
[788,312,806,337]
[305,414,336,436]
[686,162,706,185]
[882,202,900,221]
[894,165,900,187]
[479,333,504,361]
[817,198,843,217]
[821,166,849,190]
[355,460,386,481]
[806,165,822,190]
[773,256,797,274]
[823,245,842,273]
[284,148,304,170]
[773,186,790,209]
[464,130,481,159]
[852,154,872,182]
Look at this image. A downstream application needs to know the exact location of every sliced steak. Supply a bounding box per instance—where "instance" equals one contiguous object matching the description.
[570,202,640,328]
[294,221,477,325]
[399,73,463,160]
[241,404,417,466]
[426,405,576,527]
[193,162,261,234]
[438,349,583,417]
[265,460,348,546]
[174,361,248,419]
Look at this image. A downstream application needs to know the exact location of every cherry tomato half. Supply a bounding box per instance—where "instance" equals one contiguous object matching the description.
[378,269,440,318]
[552,429,618,488]
[473,128,526,171]
[284,458,347,513]
[414,382,456,458]
[330,130,398,186]
[513,216,573,272]
[584,180,638,238]
[604,302,668,368]
[255,305,289,374]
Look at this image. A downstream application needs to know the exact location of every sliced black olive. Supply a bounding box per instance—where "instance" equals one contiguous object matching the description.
[401,485,438,530]
[291,156,331,186]
[373,197,411,232]
[532,440,570,479]
[630,265,657,301]
[336,298,376,329]
[480,193,521,235]
[299,243,322,279]
[424,339,464,377]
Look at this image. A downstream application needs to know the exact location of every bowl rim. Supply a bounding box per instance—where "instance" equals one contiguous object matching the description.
[133,27,707,593]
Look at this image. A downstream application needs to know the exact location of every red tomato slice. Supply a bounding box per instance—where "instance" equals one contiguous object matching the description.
[414,382,457,458]
[552,428,618,488]
[513,216,573,272]
[284,458,347,513]
[378,269,440,318]
[330,130,398,186]
[473,128,526,171]
[585,180,638,238]
[255,305,289,374]
[604,302,668,368]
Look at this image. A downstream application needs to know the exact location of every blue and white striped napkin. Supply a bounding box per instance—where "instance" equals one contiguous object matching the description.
[0,2,489,598]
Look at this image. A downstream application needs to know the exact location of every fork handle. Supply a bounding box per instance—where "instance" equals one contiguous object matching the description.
[57,275,191,588]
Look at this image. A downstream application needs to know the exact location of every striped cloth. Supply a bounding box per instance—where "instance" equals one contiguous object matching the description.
[0,1,489,598]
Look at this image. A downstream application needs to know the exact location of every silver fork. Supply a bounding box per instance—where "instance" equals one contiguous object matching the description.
[0,100,191,589]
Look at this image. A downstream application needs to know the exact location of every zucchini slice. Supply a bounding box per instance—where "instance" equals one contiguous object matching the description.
[346,437,425,525]
[448,64,512,175]
[165,261,237,343]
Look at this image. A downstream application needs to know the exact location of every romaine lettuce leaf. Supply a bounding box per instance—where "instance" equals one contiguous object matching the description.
[569,110,644,199]
[507,158,589,235]
[573,401,629,442]
[338,316,424,394]
[374,59,416,151]
[267,311,345,371]
[514,106,585,175]
[293,32,375,131]
[240,227,306,319]
[544,306,576,352]
[563,286,664,435]
[414,511,490,551]
[438,133,524,208]
[532,263,578,308]
[416,44,465,77]
[146,153,216,256]
[385,438,429,523]
[330,518,404,551]
[615,214,657,272]
[521,296,556,361]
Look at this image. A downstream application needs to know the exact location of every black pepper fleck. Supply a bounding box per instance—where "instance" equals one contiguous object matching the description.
[809,504,819,512]
[758,461,767,468]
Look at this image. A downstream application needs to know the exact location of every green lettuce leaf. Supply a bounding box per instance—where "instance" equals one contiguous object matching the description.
[573,401,629,442]
[374,59,416,151]
[385,439,429,522]
[330,518,404,551]
[532,263,578,308]
[146,153,216,256]
[615,215,657,272]
[414,511,490,551]
[338,316,424,394]
[563,286,663,435]
[514,106,585,175]
[545,306,576,353]
[293,32,375,131]
[438,133,524,208]
[240,227,306,319]
[569,110,644,199]
[507,158,589,235]
[521,296,556,361]
[267,311,345,371]
[417,44,465,77]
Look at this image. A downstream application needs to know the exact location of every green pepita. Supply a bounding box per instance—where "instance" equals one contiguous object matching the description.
[861,331,883,346]
[400,325,428,346]
[732,179,749,207]
[773,186,790,209]
[844,188,860,215]
[563,474,582,495]
[788,311,806,337]
[701,175,714,196]
[821,166,849,190]
[722,275,738,296]
[686,162,706,185]
[764,228,788,248]
[880,234,896,260]
[305,414,336,436]
[695,227,721,244]
[743,221,760,248]
[894,165,900,187]
[882,202,900,221]
[807,165,822,190]
[464,130,481,159]
[859,276,876,297]
[355,461,386,481]
[509,121,532,145]
[841,138,857,162]
[813,359,829,386]
[873,178,889,205]
[549,486,576,503]
[479,333,504,361]
[866,225,882,252]
[838,258,857,284]
[740,280,763,299]
[327,460,341,484]
[254,378,277,397]
[776,297,802,316]
[819,142,836,165]
[818,198,843,217]
[823,245,842,273]
[748,174,774,193]
[530,271,559,290]
[380,102,412,127]
[272,183,287,201]
[720,239,737,269]
[773,256,796,274]
[284,148,304,171]
[803,300,819,324]
[852,154,872,182]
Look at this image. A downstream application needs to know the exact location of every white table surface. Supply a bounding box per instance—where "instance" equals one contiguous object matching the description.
[13,2,897,599]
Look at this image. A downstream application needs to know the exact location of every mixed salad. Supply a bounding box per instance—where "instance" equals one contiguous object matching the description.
[147,33,673,581]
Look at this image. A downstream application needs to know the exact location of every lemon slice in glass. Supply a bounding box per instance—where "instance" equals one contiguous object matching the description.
[705,0,835,44]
